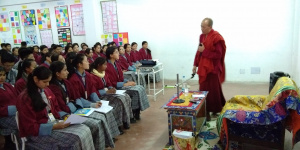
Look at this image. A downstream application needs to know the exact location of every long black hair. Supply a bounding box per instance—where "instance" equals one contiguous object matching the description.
[41,52,52,63]
[142,41,151,54]
[65,52,77,79]
[66,53,85,78]
[89,57,106,72]
[27,66,52,112]
[106,46,118,59]
[16,59,35,80]
[49,61,66,86]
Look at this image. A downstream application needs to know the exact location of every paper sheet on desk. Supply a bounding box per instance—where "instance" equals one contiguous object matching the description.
[115,90,126,95]
[65,114,88,124]
[172,129,193,139]
[91,105,113,114]
[192,94,205,98]
[100,100,109,106]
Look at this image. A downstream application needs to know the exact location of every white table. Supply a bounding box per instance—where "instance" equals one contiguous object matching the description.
[137,62,164,101]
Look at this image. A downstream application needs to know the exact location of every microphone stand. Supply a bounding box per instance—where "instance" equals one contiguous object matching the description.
[172,73,195,104]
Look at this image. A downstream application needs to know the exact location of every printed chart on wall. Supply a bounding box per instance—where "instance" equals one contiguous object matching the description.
[0,32,13,44]
[101,34,113,45]
[20,9,36,26]
[24,26,38,45]
[55,6,70,27]
[40,29,53,48]
[57,28,72,47]
[12,28,22,45]
[101,1,118,33]
[0,12,10,32]
[113,32,128,46]
[37,8,51,30]
[70,4,85,35]
[9,11,20,28]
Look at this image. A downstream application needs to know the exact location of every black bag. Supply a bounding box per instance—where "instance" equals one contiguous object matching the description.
[269,71,290,93]
[140,60,156,67]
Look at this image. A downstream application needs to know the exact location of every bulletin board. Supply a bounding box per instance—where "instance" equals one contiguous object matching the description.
[12,27,22,45]
[20,9,36,26]
[24,25,38,45]
[100,1,118,33]
[55,5,70,27]
[0,12,10,32]
[70,4,85,35]
[9,11,20,28]
[37,8,51,30]
[113,32,128,46]
[0,32,13,44]
[40,29,53,48]
[101,33,113,45]
[57,28,72,47]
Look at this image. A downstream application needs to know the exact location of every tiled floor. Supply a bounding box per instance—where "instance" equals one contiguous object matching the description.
[1,80,299,150]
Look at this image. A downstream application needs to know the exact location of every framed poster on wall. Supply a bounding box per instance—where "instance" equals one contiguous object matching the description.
[57,28,72,47]
[54,5,70,27]
[100,1,118,34]
[70,4,85,35]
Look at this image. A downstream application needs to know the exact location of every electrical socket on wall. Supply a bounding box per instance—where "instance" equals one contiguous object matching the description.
[251,67,260,74]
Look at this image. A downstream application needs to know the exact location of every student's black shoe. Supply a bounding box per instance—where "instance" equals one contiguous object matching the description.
[134,109,141,120]
[123,122,130,129]
[118,126,124,135]
[130,118,137,123]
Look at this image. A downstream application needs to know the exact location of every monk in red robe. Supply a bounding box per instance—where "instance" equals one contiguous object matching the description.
[193,18,226,121]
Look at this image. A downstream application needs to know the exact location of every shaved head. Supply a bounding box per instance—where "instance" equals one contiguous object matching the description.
[202,18,213,27]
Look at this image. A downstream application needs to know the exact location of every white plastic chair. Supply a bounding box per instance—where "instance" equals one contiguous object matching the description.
[15,111,27,150]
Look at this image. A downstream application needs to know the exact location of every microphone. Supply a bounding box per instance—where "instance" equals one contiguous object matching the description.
[191,73,195,79]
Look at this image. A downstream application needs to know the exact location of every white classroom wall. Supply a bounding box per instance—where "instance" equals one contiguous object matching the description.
[1,0,299,83]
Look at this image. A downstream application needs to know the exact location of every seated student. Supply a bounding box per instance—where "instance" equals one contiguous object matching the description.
[72,43,80,54]
[20,41,27,48]
[1,53,18,85]
[0,66,18,149]
[100,45,108,58]
[79,43,88,54]
[12,47,19,63]
[90,57,134,126]
[0,43,5,50]
[50,45,60,55]
[124,44,134,66]
[49,61,116,149]
[33,45,42,65]
[51,53,65,63]
[17,66,94,150]
[15,59,37,94]
[130,42,141,63]
[13,47,35,70]
[40,45,49,55]
[118,46,135,71]
[85,48,94,64]
[106,47,150,120]
[56,45,63,55]
[63,45,73,58]
[139,41,152,60]
[4,43,11,54]
[92,43,102,60]
[67,53,121,138]
[40,52,52,68]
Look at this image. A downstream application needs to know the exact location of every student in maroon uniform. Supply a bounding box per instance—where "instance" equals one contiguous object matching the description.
[63,45,73,58]
[0,66,18,149]
[15,59,37,94]
[51,53,65,63]
[85,48,95,64]
[105,47,150,120]
[92,43,102,60]
[67,53,121,140]
[40,52,52,68]
[72,43,79,54]
[16,66,91,150]
[124,44,134,66]
[49,61,117,149]
[100,45,107,58]
[130,42,141,63]
[90,57,134,129]
[33,45,42,65]
[118,46,135,71]
[139,41,152,60]
[12,47,19,63]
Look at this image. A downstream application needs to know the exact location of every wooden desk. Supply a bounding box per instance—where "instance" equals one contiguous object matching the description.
[162,91,208,145]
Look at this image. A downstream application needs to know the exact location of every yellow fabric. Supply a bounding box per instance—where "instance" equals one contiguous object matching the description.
[220,77,298,115]
[171,93,193,106]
